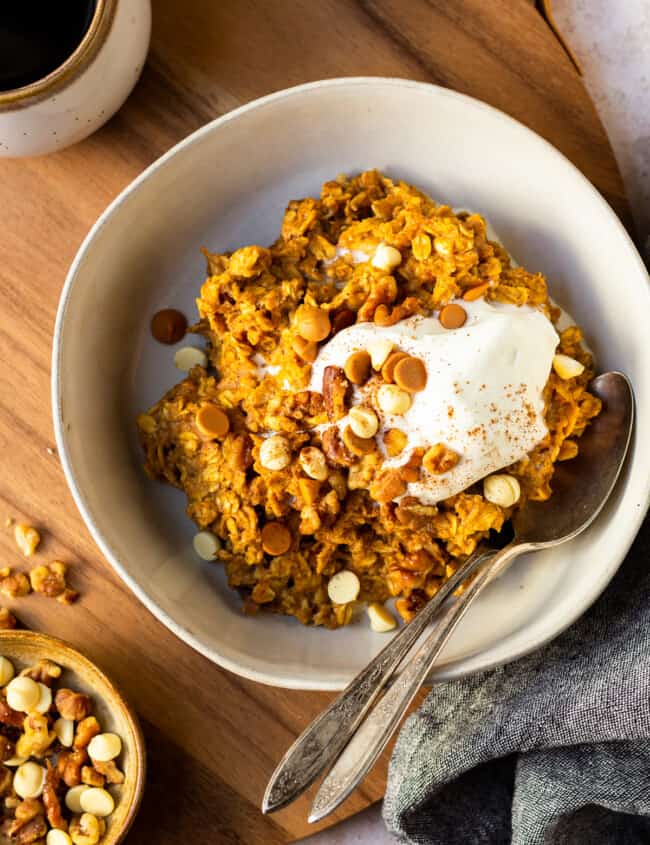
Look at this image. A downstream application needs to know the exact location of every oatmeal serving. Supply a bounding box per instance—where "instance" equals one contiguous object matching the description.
[137,171,601,630]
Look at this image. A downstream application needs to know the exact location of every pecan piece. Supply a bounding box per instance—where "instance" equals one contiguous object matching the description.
[321,427,354,467]
[54,690,92,722]
[322,366,350,422]
[43,762,66,831]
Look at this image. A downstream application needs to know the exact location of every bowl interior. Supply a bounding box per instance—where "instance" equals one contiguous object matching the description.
[0,630,144,843]
[54,78,650,689]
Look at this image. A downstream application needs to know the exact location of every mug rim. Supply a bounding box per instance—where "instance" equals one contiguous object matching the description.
[0,0,118,111]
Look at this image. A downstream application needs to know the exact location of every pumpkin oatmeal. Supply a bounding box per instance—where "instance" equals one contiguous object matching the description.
[137,171,601,629]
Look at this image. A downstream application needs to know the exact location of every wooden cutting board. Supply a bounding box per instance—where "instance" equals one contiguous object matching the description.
[0,1,629,842]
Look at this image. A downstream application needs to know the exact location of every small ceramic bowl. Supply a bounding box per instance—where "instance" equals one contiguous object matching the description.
[0,630,145,844]
[0,0,151,157]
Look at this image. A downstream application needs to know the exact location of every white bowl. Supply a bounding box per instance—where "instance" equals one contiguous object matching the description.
[53,78,650,690]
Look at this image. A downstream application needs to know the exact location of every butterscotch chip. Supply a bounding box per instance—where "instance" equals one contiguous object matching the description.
[439,303,467,329]
[344,351,371,385]
[150,309,187,344]
[295,305,331,342]
[195,405,230,439]
[423,443,460,474]
[261,522,292,556]
[394,357,427,393]
[291,335,318,363]
[462,282,490,302]
[381,351,409,383]
[342,426,377,456]
[383,428,408,457]
[398,448,424,482]
[370,469,407,503]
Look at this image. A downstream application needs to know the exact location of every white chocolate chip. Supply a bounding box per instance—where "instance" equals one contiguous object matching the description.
[87,733,122,763]
[192,530,221,561]
[349,406,379,439]
[327,570,360,604]
[6,677,39,712]
[367,602,398,633]
[371,243,402,272]
[0,656,15,687]
[54,718,75,748]
[13,762,45,798]
[259,435,291,471]
[34,682,52,715]
[80,787,115,818]
[368,337,394,370]
[4,756,27,767]
[173,346,208,371]
[47,830,73,845]
[299,447,328,481]
[483,474,521,507]
[377,384,412,416]
[552,353,585,380]
[65,785,90,814]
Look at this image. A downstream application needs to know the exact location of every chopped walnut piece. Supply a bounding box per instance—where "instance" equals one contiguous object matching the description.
[15,714,56,758]
[0,570,31,599]
[73,718,100,751]
[322,366,350,422]
[369,469,407,503]
[54,690,91,722]
[13,525,40,558]
[19,660,62,688]
[29,562,78,604]
[422,443,461,475]
[69,812,104,845]
[321,427,354,467]
[57,749,88,789]
[10,813,47,844]
[42,763,65,831]
[80,767,104,788]
[0,608,17,630]
[91,759,124,785]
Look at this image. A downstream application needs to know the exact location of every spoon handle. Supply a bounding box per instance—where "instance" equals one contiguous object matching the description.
[309,544,521,823]
[262,547,496,814]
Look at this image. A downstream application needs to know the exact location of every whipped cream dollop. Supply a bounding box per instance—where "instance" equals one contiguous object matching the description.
[308,299,559,504]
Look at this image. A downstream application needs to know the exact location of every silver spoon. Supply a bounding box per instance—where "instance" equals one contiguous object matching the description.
[308,371,634,822]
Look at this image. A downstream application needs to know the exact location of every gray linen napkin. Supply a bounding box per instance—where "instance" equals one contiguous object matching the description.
[383,516,650,844]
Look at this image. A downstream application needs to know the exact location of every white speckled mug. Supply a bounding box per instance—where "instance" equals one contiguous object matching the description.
[0,0,151,157]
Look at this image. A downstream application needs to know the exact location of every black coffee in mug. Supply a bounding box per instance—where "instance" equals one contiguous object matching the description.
[0,1,97,92]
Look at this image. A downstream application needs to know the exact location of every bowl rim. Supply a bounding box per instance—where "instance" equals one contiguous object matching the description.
[51,76,650,690]
[0,628,146,842]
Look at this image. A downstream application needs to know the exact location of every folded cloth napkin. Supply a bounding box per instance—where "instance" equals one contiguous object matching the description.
[383,515,650,845]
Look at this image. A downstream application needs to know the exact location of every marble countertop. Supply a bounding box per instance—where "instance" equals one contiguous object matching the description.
[299,3,649,842]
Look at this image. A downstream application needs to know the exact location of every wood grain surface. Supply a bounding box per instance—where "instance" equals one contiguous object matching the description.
[0,1,629,842]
